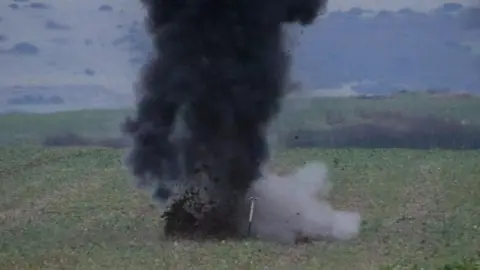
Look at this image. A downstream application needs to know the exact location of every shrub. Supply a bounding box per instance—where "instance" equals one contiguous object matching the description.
[29,2,49,9]
[42,132,92,147]
[7,95,64,105]
[45,20,71,31]
[284,112,480,149]
[42,132,129,149]
[98,4,113,11]
[8,42,39,55]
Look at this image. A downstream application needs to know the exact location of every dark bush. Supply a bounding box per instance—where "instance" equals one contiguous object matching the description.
[7,42,39,55]
[325,110,346,126]
[285,113,480,149]
[45,20,70,31]
[43,133,92,147]
[440,3,464,13]
[84,68,95,76]
[48,96,64,104]
[29,2,49,9]
[98,4,113,11]
[95,137,130,149]
[7,95,64,105]
[42,132,129,149]
[356,95,391,100]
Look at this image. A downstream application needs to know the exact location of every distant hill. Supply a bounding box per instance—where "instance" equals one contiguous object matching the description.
[292,4,480,93]
[0,84,130,113]
[0,0,478,102]
[0,0,143,92]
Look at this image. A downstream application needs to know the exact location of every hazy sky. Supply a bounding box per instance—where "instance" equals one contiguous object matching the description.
[45,0,476,13]
[0,0,476,91]
[328,0,474,11]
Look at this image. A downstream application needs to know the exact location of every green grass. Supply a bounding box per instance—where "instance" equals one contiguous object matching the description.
[277,93,480,131]
[1,147,479,269]
[0,109,130,145]
[2,92,480,146]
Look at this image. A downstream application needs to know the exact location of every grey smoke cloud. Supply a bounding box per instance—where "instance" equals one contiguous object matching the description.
[238,162,361,244]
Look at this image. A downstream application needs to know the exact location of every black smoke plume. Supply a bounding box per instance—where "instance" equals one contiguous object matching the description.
[122,0,327,238]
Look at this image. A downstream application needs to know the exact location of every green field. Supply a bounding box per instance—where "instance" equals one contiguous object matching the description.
[2,92,480,146]
[1,93,480,269]
[1,147,480,269]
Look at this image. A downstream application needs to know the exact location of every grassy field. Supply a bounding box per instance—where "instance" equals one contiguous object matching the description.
[1,93,480,269]
[2,92,480,146]
[0,109,129,145]
[1,146,480,269]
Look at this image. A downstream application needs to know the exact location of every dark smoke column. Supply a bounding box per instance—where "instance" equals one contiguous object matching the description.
[122,0,328,237]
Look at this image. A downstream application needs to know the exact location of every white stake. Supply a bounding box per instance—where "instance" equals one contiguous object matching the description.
[248,196,257,236]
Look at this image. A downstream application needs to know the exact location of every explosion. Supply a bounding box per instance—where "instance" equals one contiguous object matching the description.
[122,0,361,243]
[238,162,361,244]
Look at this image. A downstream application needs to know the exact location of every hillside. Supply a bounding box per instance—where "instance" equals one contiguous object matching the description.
[1,77,480,268]
[0,0,143,89]
[293,4,480,92]
[1,92,480,149]
[1,1,479,113]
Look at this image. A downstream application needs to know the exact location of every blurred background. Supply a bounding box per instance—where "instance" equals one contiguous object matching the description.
[1,0,479,150]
